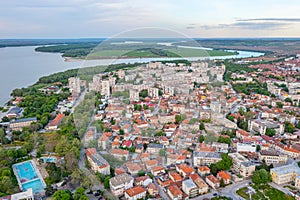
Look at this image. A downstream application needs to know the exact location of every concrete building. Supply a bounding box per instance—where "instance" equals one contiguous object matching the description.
[110,173,134,197]
[229,153,256,177]
[0,188,34,200]
[236,143,256,153]
[259,150,288,165]
[182,179,199,198]
[190,173,209,194]
[193,151,222,167]
[129,89,139,102]
[270,163,300,187]
[205,175,220,189]
[9,117,37,131]
[68,77,81,96]
[248,119,284,135]
[101,80,110,97]
[86,148,110,175]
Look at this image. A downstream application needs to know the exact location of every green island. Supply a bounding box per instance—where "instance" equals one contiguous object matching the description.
[35,43,237,59]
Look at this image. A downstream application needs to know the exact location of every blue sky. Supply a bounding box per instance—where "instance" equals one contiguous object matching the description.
[1,0,300,38]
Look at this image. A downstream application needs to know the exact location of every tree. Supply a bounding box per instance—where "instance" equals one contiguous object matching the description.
[220,178,226,187]
[284,121,295,133]
[74,188,88,200]
[199,122,205,130]
[52,190,72,200]
[159,148,166,157]
[252,169,271,185]
[210,163,218,176]
[265,128,276,137]
[256,145,261,152]
[285,98,292,103]
[104,176,111,189]
[139,89,148,98]
[199,135,205,143]
[138,170,146,177]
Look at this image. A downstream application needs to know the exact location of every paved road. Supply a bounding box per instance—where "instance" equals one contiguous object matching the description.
[153,180,170,200]
[269,182,292,196]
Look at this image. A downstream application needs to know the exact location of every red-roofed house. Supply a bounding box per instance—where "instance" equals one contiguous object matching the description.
[124,185,147,200]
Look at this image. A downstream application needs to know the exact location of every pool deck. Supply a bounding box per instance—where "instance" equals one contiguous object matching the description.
[12,160,46,193]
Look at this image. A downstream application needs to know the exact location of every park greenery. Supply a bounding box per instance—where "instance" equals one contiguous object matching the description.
[210,154,233,175]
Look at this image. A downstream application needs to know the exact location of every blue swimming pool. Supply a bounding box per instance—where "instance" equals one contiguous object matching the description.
[13,160,46,194]
[22,179,45,193]
[41,157,57,163]
[14,161,38,182]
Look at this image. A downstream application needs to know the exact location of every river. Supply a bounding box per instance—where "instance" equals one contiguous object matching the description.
[0,46,264,106]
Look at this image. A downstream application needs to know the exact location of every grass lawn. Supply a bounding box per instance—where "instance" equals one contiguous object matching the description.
[236,184,294,200]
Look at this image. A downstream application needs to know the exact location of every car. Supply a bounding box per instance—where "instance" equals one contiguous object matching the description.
[94,192,100,197]
[213,193,218,196]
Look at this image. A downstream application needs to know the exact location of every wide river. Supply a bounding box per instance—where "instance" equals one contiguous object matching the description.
[0,46,264,105]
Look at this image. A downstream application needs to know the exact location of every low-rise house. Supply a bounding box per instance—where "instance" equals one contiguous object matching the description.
[197,166,210,176]
[176,163,195,177]
[86,148,110,175]
[111,149,130,161]
[147,143,164,154]
[135,175,152,187]
[205,175,220,189]
[167,185,183,200]
[169,172,183,182]
[151,166,165,176]
[212,142,229,153]
[145,160,158,171]
[147,183,159,196]
[46,114,65,130]
[126,163,143,176]
[110,173,134,197]
[217,170,231,184]
[124,185,147,200]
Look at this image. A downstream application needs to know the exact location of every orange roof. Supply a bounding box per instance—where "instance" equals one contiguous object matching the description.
[284,147,300,153]
[111,149,129,155]
[49,114,65,127]
[169,172,183,182]
[177,164,194,174]
[217,170,231,180]
[198,166,210,172]
[206,175,220,184]
[125,186,146,197]
[151,165,165,172]
[145,160,158,167]
[168,185,183,196]
[86,148,97,156]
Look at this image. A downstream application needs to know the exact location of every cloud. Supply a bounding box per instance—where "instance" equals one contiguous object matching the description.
[186,26,195,29]
[237,18,300,22]
[200,21,289,30]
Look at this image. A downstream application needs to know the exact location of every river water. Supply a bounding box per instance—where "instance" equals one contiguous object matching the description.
[0,46,264,105]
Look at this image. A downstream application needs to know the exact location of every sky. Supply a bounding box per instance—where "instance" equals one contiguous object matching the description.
[1,0,300,38]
